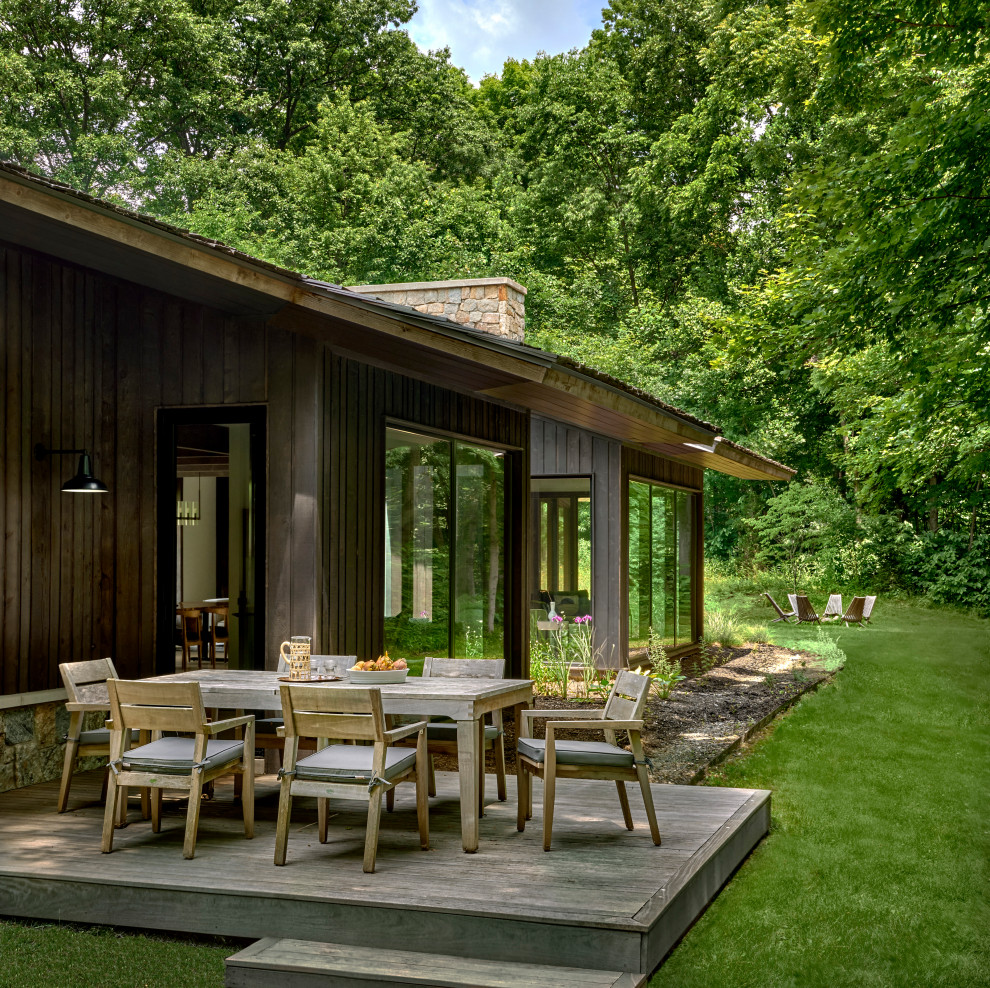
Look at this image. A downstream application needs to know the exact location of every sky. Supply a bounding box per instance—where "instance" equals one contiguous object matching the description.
[406,0,606,83]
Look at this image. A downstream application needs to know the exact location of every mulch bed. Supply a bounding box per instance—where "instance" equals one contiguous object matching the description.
[447,644,836,785]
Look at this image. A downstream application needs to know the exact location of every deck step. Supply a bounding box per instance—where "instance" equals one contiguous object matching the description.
[225,938,646,988]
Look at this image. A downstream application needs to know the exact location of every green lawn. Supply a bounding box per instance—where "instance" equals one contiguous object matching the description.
[0,922,232,987]
[651,601,990,988]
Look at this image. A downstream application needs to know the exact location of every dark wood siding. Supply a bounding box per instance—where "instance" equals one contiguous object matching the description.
[0,240,293,690]
[1,240,531,694]
[323,354,529,677]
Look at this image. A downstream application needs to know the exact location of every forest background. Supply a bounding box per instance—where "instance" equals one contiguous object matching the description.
[1,0,986,612]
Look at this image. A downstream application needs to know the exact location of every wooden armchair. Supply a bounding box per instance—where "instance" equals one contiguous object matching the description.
[863,595,877,623]
[822,595,843,622]
[516,670,660,851]
[763,593,796,623]
[58,657,138,815]
[841,596,867,627]
[274,684,429,873]
[391,657,507,807]
[102,679,254,859]
[794,595,821,624]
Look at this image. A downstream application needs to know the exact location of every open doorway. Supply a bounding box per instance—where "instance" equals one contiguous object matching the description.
[157,408,266,674]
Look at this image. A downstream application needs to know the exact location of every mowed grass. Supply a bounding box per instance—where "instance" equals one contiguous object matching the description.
[651,601,990,988]
[0,921,233,987]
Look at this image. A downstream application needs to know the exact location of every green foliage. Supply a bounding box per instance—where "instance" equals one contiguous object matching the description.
[744,479,856,592]
[1,0,985,598]
[645,629,686,699]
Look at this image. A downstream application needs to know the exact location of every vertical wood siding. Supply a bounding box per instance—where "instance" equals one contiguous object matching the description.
[1,241,531,693]
[1,241,272,690]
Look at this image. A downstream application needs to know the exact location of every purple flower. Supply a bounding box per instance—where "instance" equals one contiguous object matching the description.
[551,614,563,623]
[574,614,593,624]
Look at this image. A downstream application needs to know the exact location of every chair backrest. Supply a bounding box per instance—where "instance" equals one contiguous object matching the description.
[179,608,202,642]
[422,657,505,680]
[823,594,843,618]
[863,595,876,619]
[107,679,207,735]
[603,670,651,722]
[59,658,119,704]
[763,593,788,619]
[787,593,799,614]
[843,596,866,622]
[279,684,386,742]
[795,595,819,621]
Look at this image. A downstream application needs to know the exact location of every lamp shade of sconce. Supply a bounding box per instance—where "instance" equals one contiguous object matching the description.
[35,444,110,494]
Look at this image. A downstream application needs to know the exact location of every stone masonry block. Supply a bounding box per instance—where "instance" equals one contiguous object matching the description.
[55,703,71,739]
[425,302,444,314]
[35,704,57,746]
[476,299,498,313]
[14,743,64,788]
[481,312,500,324]
[4,708,33,745]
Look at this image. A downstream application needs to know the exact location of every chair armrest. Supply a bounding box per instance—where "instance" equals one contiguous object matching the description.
[519,707,603,737]
[546,719,643,736]
[384,720,429,743]
[67,701,109,713]
[520,708,604,723]
[206,714,255,734]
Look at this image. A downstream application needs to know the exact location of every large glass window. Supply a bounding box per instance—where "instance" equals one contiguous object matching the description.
[531,477,592,618]
[628,479,695,652]
[384,428,505,662]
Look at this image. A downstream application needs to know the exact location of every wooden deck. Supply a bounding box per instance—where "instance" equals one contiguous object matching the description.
[0,769,769,982]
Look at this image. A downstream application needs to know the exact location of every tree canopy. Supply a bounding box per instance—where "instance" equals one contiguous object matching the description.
[1,0,986,581]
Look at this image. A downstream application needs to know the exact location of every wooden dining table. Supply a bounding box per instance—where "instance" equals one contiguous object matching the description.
[143,668,533,853]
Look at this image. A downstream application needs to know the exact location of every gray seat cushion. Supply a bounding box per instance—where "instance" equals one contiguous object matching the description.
[76,729,139,746]
[426,722,499,743]
[122,737,244,775]
[517,737,634,768]
[294,744,417,784]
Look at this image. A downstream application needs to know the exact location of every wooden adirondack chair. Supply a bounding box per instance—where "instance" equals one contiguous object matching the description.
[841,596,867,627]
[794,595,821,624]
[863,595,877,623]
[821,595,843,621]
[764,593,796,623]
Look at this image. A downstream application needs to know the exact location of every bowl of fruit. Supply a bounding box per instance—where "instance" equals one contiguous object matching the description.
[347,653,409,684]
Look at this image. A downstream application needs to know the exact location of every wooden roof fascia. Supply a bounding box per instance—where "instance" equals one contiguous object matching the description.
[0,167,302,305]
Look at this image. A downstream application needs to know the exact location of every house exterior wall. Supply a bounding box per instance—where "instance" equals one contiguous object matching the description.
[531,415,704,666]
[0,238,531,792]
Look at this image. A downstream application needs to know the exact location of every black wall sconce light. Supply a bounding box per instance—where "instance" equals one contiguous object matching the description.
[34,444,110,493]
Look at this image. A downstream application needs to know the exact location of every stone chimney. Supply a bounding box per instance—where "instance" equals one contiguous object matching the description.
[348,277,526,343]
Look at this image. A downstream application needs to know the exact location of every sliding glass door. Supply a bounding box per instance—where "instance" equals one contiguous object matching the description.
[384,428,506,663]
[628,479,695,652]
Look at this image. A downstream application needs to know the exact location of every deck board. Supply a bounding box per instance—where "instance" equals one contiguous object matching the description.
[0,769,769,978]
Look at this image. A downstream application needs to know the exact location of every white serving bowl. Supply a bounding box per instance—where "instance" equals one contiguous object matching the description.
[346,668,409,684]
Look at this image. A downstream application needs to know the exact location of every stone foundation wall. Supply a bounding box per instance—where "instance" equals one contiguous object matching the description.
[349,277,527,343]
[0,702,104,794]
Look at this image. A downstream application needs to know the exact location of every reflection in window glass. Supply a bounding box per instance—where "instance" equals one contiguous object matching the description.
[531,477,592,618]
[628,480,695,653]
[384,429,505,663]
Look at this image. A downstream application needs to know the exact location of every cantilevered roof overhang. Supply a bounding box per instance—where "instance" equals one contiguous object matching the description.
[0,162,793,482]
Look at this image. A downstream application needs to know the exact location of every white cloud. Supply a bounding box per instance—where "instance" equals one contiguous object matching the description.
[407,0,604,83]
